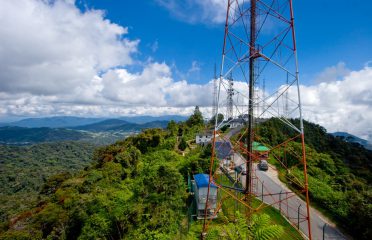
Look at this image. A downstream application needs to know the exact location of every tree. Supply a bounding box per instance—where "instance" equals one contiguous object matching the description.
[186,106,204,127]
[167,120,178,136]
[178,137,187,151]
[209,113,224,125]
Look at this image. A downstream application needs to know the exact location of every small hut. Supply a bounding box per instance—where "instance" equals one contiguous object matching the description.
[192,174,218,219]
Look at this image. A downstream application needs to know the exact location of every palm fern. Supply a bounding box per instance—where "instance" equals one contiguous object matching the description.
[207,211,284,240]
[247,213,284,240]
[205,228,220,240]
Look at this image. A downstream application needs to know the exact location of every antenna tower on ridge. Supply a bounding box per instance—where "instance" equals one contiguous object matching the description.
[202,1,313,239]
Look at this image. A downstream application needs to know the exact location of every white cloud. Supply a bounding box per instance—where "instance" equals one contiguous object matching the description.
[101,62,173,106]
[0,0,216,117]
[0,1,371,143]
[0,0,138,95]
[187,61,201,74]
[314,62,351,83]
[155,0,227,24]
[0,60,215,118]
[220,63,372,141]
[100,62,213,108]
[149,40,159,52]
[299,65,372,140]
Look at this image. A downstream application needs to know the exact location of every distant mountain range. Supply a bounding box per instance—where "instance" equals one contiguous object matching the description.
[0,116,105,128]
[331,132,372,150]
[72,119,169,132]
[0,117,176,145]
[0,126,91,145]
[0,115,187,128]
[119,115,187,124]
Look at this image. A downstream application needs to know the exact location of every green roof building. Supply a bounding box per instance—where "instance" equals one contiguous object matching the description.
[252,141,270,152]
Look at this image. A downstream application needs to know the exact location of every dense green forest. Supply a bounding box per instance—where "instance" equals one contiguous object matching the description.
[0,108,212,239]
[0,127,91,144]
[255,118,372,240]
[0,110,297,240]
[0,121,169,146]
[0,142,96,224]
[1,113,371,239]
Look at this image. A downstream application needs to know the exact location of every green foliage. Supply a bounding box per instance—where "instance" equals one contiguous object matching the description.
[0,141,95,222]
[0,126,91,144]
[179,144,216,177]
[40,172,72,195]
[167,120,179,136]
[220,125,229,133]
[186,106,204,127]
[178,137,187,151]
[206,212,283,240]
[129,128,165,153]
[32,203,69,238]
[0,230,40,240]
[79,213,111,240]
[0,116,211,239]
[209,113,224,125]
[257,118,372,240]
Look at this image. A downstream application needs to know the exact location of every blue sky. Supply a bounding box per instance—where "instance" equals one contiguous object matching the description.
[0,0,371,140]
[77,0,372,84]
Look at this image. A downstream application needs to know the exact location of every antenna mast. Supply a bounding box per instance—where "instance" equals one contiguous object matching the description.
[203,0,313,239]
[227,73,234,120]
[212,63,217,119]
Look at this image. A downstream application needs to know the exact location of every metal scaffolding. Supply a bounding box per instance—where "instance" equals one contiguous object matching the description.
[202,0,313,239]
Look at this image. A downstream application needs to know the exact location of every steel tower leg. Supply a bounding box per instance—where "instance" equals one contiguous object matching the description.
[246,0,257,213]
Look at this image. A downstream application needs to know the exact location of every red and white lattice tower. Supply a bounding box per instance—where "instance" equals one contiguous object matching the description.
[203,0,312,239]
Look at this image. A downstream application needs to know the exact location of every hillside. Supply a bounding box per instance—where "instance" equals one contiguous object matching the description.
[0,112,300,240]
[255,118,372,240]
[0,120,170,146]
[331,131,372,150]
[0,113,209,239]
[0,126,91,145]
[119,115,187,124]
[72,119,169,132]
[1,116,371,239]
[0,115,187,128]
[0,141,96,223]
[72,119,137,131]
[1,116,105,128]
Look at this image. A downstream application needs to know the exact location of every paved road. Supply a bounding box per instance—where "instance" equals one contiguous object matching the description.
[231,153,348,240]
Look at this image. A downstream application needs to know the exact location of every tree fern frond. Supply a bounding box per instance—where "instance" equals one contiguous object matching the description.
[235,211,248,238]
[257,225,284,240]
[205,228,220,240]
[251,214,270,230]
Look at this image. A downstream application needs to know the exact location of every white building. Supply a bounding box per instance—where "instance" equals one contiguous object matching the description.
[195,131,213,145]
[229,118,245,128]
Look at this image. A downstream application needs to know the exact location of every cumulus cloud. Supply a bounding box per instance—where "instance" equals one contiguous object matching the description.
[314,62,351,83]
[101,62,172,106]
[0,1,371,143]
[223,63,372,141]
[155,0,227,24]
[99,61,214,108]
[0,0,138,95]
[299,65,372,140]
[0,0,215,119]
[0,60,215,119]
